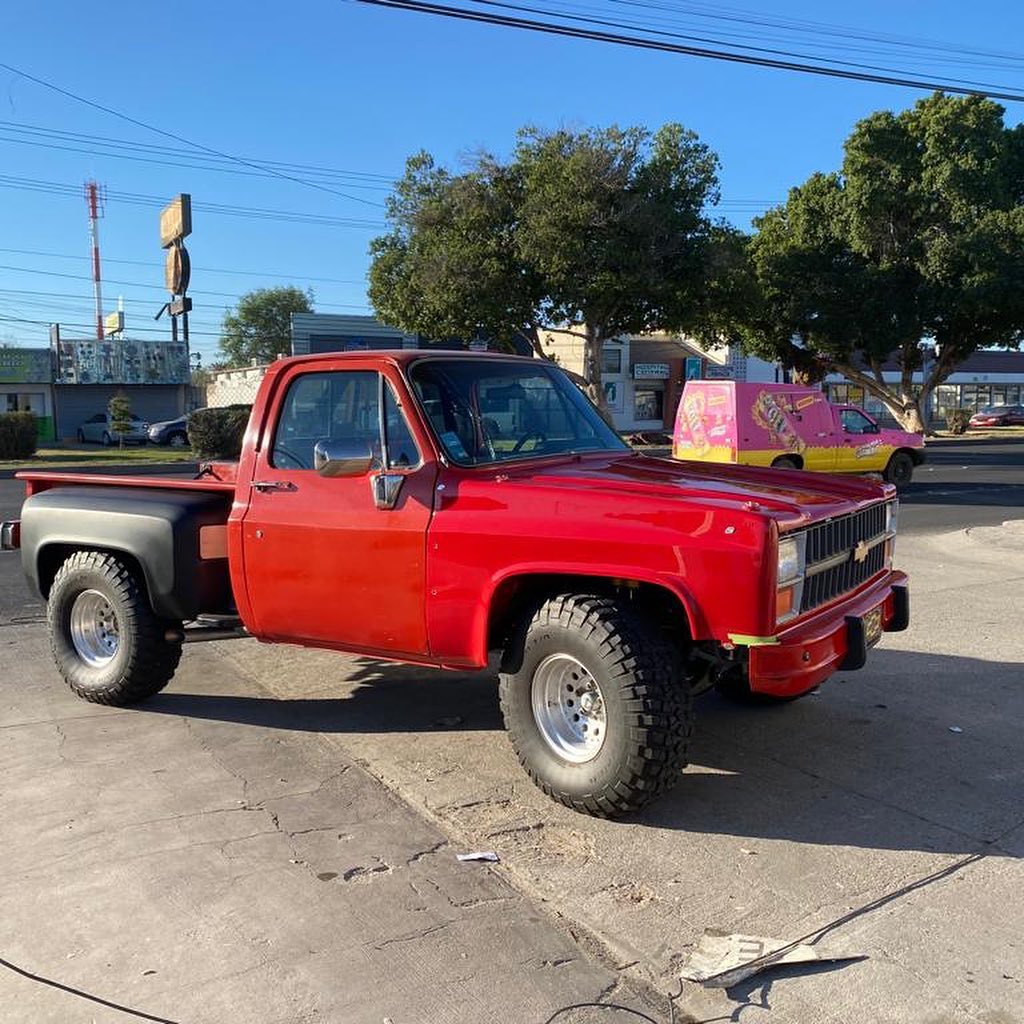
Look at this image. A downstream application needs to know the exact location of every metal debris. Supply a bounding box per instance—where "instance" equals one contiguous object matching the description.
[456,851,500,863]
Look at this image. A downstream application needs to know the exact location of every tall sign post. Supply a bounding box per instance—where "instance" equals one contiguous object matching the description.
[158,194,193,351]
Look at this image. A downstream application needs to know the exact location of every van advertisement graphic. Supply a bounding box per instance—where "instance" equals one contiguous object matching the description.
[752,390,806,453]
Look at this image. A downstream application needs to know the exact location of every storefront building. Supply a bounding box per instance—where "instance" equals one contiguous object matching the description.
[541,329,779,433]
[0,348,56,441]
[825,350,1024,426]
[52,337,190,439]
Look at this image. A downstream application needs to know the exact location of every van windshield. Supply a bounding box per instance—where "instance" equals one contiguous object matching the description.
[408,358,627,466]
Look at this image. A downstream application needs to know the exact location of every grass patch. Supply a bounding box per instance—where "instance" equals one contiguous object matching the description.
[0,445,198,469]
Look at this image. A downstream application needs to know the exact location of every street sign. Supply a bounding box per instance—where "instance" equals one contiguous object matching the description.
[165,244,191,295]
[160,194,192,248]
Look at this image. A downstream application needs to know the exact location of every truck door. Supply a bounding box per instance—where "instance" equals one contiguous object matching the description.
[241,363,436,656]
[835,406,887,473]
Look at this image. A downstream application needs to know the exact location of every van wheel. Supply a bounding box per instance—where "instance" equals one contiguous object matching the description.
[47,550,183,705]
[772,456,800,469]
[885,451,914,487]
[499,594,692,817]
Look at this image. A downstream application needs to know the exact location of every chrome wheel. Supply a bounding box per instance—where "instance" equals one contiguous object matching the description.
[531,653,607,763]
[168,433,187,448]
[69,589,120,667]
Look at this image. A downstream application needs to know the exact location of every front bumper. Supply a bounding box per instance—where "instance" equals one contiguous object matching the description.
[747,570,909,698]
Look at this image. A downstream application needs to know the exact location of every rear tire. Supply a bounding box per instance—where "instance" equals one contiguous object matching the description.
[884,451,914,487]
[101,431,112,447]
[772,456,800,469]
[499,594,692,817]
[47,550,183,705]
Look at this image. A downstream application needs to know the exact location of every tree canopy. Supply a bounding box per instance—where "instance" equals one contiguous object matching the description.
[369,123,723,402]
[218,286,314,368]
[736,93,1024,430]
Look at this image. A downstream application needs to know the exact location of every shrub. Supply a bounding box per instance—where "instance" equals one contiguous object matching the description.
[0,412,38,459]
[187,406,251,459]
[945,409,970,435]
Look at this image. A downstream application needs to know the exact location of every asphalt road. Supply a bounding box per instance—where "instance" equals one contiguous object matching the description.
[900,437,1024,533]
[2,438,1023,621]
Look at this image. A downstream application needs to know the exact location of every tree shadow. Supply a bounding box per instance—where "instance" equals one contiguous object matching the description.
[140,646,1022,858]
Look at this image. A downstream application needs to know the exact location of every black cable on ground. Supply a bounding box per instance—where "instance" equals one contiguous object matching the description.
[0,954,180,1024]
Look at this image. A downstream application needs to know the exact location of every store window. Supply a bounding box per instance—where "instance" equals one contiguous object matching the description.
[601,346,623,375]
[634,387,664,422]
[4,392,42,414]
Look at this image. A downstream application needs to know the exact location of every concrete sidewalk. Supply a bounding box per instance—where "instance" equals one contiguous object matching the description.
[215,529,1024,1024]
[3,528,1022,1024]
[0,628,657,1024]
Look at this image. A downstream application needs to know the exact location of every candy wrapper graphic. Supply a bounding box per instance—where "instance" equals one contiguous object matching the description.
[752,391,805,453]
[682,392,711,456]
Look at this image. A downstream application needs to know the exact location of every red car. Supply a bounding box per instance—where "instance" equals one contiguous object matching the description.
[969,404,1024,427]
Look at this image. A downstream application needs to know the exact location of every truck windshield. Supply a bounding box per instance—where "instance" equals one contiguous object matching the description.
[408,358,627,466]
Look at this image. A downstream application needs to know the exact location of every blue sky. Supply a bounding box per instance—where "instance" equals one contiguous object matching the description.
[2,0,1023,365]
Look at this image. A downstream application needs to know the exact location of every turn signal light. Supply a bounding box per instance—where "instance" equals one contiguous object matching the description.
[776,585,796,620]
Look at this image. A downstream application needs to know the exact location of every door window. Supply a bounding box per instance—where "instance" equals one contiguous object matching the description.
[840,409,877,434]
[271,370,419,470]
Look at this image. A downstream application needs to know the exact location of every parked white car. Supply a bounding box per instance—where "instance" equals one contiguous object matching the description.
[76,413,150,446]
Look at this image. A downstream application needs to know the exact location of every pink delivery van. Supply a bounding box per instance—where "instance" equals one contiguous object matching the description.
[673,381,926,485]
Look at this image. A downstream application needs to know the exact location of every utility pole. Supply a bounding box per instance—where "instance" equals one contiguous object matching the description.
[85,181,105,341]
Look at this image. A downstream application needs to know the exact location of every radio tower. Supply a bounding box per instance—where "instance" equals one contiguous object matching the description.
[85,181,105,340]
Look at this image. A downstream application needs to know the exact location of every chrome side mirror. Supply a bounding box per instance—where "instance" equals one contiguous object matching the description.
[314,439,374,478]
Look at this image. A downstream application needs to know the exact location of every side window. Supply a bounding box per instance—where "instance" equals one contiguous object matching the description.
[384,385,420,469]
[841,409,874,434]
[271,370,420,470]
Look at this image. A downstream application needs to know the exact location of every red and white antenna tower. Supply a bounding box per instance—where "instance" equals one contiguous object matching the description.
[84,180,106,340]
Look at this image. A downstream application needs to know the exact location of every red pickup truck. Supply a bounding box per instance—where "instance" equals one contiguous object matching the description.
[2,351,908,817]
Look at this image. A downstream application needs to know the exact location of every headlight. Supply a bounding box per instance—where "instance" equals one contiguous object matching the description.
[776,533,806,624]
[777,535,805,585]
[885,500,899,536]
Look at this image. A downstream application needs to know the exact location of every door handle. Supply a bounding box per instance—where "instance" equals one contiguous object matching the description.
[251,480,297,493]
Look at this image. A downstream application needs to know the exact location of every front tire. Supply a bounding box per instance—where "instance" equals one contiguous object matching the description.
[772,456,800,469]
[47,551,183,705]
[885,451,914,487]
[499,594,692,817]
[101,431,112,447]
[167,431,188,448]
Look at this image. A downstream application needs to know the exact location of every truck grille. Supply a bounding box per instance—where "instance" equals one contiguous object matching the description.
[801,503,888,613]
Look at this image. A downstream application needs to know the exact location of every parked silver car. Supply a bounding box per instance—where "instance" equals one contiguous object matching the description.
[76,413,150,446]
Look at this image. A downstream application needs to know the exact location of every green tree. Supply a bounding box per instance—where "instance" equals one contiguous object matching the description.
[107,391,132,450]
[369,124,722,404]
[737,93,1024,431]
[218,286,314,368]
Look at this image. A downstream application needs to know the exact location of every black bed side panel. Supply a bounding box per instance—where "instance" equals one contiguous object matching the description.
[20,486,233,620]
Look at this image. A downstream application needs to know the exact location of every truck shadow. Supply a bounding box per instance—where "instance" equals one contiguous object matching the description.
[146,646,1022,857]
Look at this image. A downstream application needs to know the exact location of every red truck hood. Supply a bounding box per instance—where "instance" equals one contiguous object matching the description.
[499,452,891,528]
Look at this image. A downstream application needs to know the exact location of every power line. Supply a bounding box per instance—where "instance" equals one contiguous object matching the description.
[0,61,386,207]
[0,121,396,190]
[0,264,371,309]
[458,0,1024,92]
[353,0,1024,102]
[0,174,384,229]
[0,246,368,286]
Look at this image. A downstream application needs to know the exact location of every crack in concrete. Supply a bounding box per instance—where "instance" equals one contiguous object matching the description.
[370,920,454,950]
[341,858,393,883]
[406,840,448,865]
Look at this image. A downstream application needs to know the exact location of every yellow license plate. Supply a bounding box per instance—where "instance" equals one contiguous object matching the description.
[863,606,884,647]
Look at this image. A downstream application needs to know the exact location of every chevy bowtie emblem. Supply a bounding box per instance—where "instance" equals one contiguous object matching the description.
[853,540,870,563]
